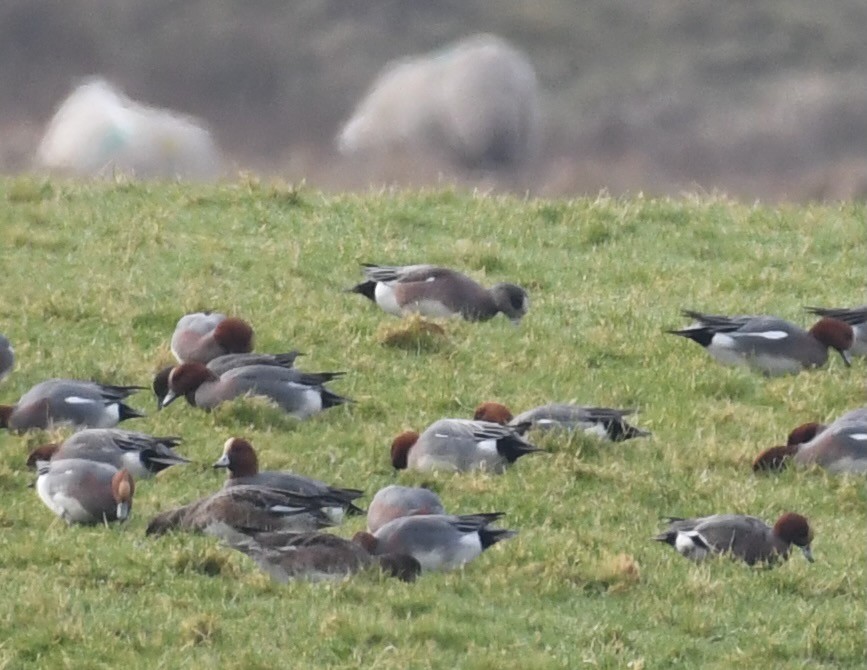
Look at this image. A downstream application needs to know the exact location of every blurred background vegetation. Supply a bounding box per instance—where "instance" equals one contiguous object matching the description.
[3,0,867,199]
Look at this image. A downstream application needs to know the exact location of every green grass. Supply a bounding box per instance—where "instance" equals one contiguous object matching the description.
[0,176,864,669]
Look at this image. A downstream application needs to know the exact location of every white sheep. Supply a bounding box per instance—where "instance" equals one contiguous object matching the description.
[337,34,541,170]
[36,78,222,181]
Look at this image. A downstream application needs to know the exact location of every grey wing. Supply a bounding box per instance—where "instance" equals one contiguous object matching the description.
[208,352,301,376]
[361,264,439,283]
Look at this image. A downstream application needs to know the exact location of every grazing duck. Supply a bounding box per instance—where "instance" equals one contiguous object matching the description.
[145,485,346,536]
[0,334,13,381]
[753,414,867,474]
[0,379,144,432]
[473,401,650,441]
[805,305,867,356]
[349,263,529,324]
[653,513,814,565]
[170,312,254,364]
[36,459,134,525]
[354,513,517,572]
[223,530,421,582]
[667,310,853,376]
[390,418,541,473]
[26,429,189,479]
[152,351,303,408]
[367,485,445,533]
[214,437,364,520]
[160,363,349,419]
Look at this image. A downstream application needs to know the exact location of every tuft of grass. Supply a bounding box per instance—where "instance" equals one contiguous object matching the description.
[376,314,451,352]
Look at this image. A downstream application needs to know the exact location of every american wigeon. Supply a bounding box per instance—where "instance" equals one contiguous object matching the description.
[667,310,853,376]
[0,334,13,381]
[26,429,189,479]
[170,312,254,364]
[349,263,529,324]
[213,437,364,520]
[806,305,867,356]
[145,485,344,536]
[36,459,134,525]
[653,513,814,565]
[353,513,517,572]
[753,414,867,474]
[160,363,349,418]
[152,351,304,408]
[367,485,446,533]
[0,379,144,432]
[390,418,541,473]
[223,530,421,582]
[473,401,650,441]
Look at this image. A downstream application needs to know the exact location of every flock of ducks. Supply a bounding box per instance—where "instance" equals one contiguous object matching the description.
[1,264,866,582]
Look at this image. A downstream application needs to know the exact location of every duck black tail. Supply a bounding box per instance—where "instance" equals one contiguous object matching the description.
[347,280,377,302]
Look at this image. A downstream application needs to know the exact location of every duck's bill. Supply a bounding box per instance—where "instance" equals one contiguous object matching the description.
[212,453,229,469]
[801,545,815,563]
[160,391,179,409]
[838,349,852,367]
[116,501,131,521]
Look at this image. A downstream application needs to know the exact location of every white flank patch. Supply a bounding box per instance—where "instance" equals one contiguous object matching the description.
[475,438,499,454]
[582,423,609,439]
[101,403,121,426]
[63,396,96,405]
[745,330,788,340]
[711,333,737,350]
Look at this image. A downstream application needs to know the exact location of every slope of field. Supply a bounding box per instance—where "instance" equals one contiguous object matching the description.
[0,177,863,668]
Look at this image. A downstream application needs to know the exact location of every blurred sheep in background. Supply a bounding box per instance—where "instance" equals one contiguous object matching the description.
[36,78,222,181]
[337,34,541,171]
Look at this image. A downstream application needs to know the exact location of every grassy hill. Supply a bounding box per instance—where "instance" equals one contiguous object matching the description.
[0,177,864,668]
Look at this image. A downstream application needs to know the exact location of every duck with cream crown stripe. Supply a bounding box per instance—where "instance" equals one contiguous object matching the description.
[0,378,144,432]
[213,437,364,521]
[666,309,853,375]
[390,418,541,473]
[348,263,529,324]
[160,363,349,419]
[170,313,254,364]
[805,304,867,356]
[653,513,814,566]
[36,459,135,525]
[152,351,312,408]
[753,409,867,474]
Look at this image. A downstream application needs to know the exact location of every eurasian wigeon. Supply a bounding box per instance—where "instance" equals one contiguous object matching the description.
[806,305,867,356]
[472,401,650,441]
[753,415,867,474]
[170,312,254,364]
[349,263,529,324]
[353,512,517,572]
[223,530,421,582]
[0,334,13,381]
[35,459,134,525]
[366,485,446,533]
[653,513,814,565]
[667,309,853,376]
[152,351,304,407]
[160,363,349,418]
[214,437,364,520]
[145,485,345,536]
[0,378,144,432]
[390,419,541,473]
[26,429,189,479]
